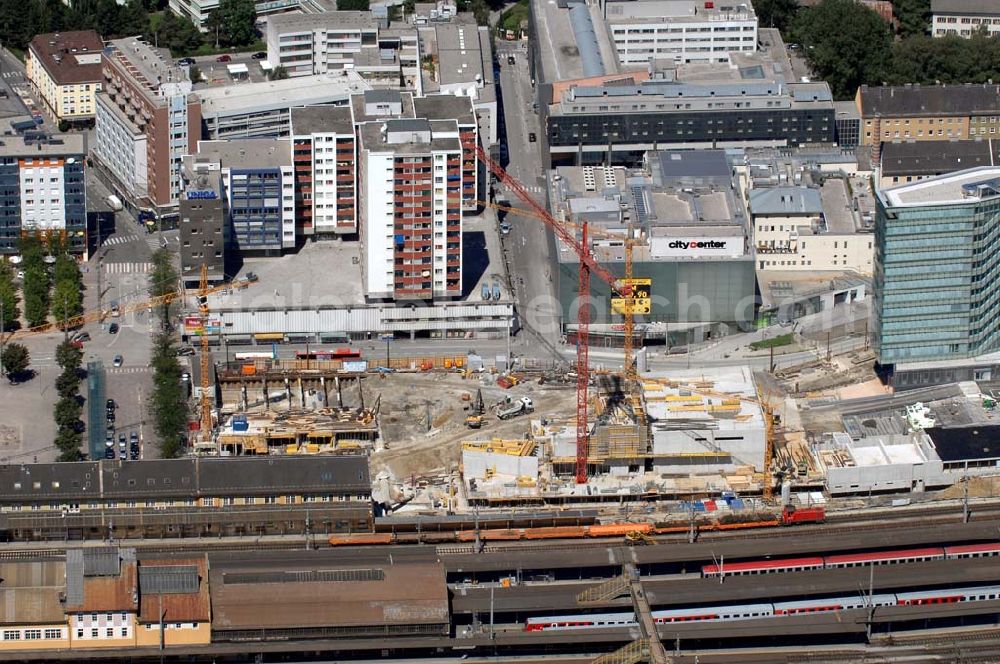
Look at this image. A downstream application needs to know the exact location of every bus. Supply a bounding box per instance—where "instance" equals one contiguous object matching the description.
[295,348,362,361]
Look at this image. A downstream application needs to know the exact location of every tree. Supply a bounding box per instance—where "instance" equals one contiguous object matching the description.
[189,64,203,84]
[54,396,82,429]
[148,248,179,330]
[471,0,490,26]
[20,235,50,328]
[0,263,19,331]
[214,0,257,47]
[791,0,893,99]
[56,370,81,399]
[337,0,369,9]
[893,0,930,38]
[0,343,30,381]
[53,279,83,328]
[56,340,83,372]
[149,331,189,458]
[268,65,289,81]
[152,11,203,55]
[752,0,799,31]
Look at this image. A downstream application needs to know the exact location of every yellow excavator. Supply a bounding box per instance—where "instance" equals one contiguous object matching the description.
[465,389,486,428]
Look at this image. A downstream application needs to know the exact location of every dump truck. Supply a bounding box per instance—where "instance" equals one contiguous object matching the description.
[497,396,534,420]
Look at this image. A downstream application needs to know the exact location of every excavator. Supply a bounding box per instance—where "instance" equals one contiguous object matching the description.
[465,388,486,429]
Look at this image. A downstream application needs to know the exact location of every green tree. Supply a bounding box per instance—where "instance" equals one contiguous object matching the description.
[753,0,799,31]
[268,65,289,81]
[53,279,83,329]
[55,340,83,372]
[54,427,83,459]
[149,331,189,458]
[0,263,20,331]
[0,343,30,380]
[189,64,203,84]
[20,235,50,328]
[214,0,257,47]
[56,370,81,399]
[152,11,204,55]
[148,247,179,331]
[54,395,82,429]
[791,0,893,99]
[471,0,490,26]
[893,0,930,38]
[336,0,369,9]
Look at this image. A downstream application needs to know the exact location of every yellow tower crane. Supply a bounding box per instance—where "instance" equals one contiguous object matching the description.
[197,264,213,442]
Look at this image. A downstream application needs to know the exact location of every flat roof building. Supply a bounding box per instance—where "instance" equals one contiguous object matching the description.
[94,38,201,215]
[876,167,1000,378]
[604,0,758,67]
[878,139,1000,189]
[0,131,87,255]
[26,31,104,123]
[551,149,755,342]
[547,54,837,166]
[197,71,371,140]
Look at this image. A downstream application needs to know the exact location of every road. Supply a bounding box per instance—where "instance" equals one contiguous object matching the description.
[494,40,564,363]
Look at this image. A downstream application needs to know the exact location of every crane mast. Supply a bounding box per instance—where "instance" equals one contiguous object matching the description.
[476,147,628,484]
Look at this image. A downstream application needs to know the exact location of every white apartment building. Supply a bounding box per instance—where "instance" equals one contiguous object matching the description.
[931,0,1000,37]
[94,93,149,201]
[265,12,421,90]
[358,118,463,301]
[749,185,873,275]
[605,0,758,65]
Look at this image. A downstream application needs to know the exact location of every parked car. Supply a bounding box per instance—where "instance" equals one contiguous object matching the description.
[216,54,232,63]
[176,346,196,356]
[130,432,139,446]
[507,55,515,65]
[118,434,126,450]
[499,221,512,234]
[70,340,84,349]
[528,132,537,143]
[113,354,123,367]
[106,398,116,413]
[108,323,119,334]
[251,52,267,60]
[105,448,115,460]
[72,331,90,342]
[178,57,195,66]
[129,449,139,460]
[105,434,114,448]
[119,450,128,460]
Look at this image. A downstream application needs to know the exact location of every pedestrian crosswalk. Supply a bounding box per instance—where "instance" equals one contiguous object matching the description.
[102,234,139,247]
[107,367,150,375]
[1,72,21,79]
[104,262,153,274]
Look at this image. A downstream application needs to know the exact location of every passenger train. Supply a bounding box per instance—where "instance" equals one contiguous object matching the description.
[523,585,1000,631]
[700,541,1000,577]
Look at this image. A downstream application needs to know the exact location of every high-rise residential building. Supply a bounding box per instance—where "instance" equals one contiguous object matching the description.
[289,106,357,238]
[194,139,295,255]
[94,38,201,215]
[875,168,1000,382]
[358,118,463,300]
[179,156,227,286]
[287,90,479,241]
[0,131,87,255]
[25,31,104,124]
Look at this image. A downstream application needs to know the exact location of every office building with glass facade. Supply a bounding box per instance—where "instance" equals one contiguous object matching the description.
[875,167,1000,381]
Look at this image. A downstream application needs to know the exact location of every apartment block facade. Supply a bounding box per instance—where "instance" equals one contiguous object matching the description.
[931,0,1000,37]
[0,133,87,255]
[193,139,295,254]
[26,31,104,122]
[359,119,463,300]
[606,0,758,65]
[265,12,421,90]
[94,38,201,214]
[288,91,479,240]
[179,157,227,285]
[857,83,1000,147]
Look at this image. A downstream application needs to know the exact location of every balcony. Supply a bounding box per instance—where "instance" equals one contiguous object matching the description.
[756,245,797,254]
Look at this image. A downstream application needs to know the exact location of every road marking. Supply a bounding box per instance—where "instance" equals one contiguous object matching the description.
[104,262,153,274]
[103,235,139,246]
[107,367,151,375]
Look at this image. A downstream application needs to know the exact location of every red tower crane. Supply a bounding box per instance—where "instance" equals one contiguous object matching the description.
[476,147,627,483]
